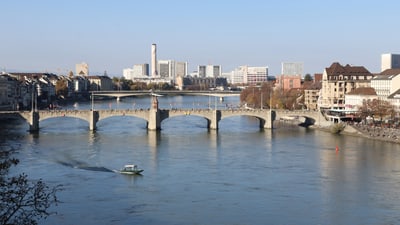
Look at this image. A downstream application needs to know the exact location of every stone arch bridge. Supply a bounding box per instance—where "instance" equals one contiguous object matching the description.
[12,108,325,132]
[16,108,273,132]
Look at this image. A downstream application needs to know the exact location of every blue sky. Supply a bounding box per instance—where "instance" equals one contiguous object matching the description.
[1,0,399,76]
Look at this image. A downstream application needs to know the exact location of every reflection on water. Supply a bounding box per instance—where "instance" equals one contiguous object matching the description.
[2,97,400,225]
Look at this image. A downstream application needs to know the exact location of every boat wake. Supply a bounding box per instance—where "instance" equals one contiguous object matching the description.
[56,159,115,173]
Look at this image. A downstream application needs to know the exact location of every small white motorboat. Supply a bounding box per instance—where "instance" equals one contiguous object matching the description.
[118,164,143,175]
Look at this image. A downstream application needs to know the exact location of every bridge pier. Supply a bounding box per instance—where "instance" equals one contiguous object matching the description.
[89,110,99,131]
[28,111,39,132]
[147,96,161,131]
[148,109,161,131]
[264,110,273,129]
[209,110,221,130]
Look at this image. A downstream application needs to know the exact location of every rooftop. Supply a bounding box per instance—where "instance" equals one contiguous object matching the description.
[325,62,372,77]
[347,87,377,95]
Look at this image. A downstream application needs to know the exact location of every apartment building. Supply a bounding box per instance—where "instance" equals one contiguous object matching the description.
[319,62,373,110]
[87,75,113,91]
[344,87,377,111]
[0,74,19,110]
[304,82,321,110]
[275,75,302,91]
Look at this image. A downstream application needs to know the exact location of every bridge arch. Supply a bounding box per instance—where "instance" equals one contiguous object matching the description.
[97,109,149,122]
[160,114,210,129]
[220,109,272,129]
[220,114,267,129]
[274,110,326,127]
[38,111,91,123]
[162,109,214,129]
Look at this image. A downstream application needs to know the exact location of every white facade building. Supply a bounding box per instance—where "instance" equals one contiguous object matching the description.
[123,64,149,80]
[230,66,268,85]
[246,66,268,84]
[281,62,303,76]
[231,68,245,84]
[344,87,377,111]
[370,69,400,110]
[381,53,400,72]
[198,65,221,78]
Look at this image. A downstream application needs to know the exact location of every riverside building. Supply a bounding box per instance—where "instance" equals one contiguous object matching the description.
[319,62,373,110]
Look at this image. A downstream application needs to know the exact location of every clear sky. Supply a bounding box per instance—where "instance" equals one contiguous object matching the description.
[1,0,399,77]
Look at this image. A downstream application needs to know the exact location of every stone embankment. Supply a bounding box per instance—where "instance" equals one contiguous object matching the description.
[343,123,400,144]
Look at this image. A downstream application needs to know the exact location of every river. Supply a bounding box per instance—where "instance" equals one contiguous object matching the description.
[2,95,400,225]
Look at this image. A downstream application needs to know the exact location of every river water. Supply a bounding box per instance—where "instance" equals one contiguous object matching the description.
[2,96,400,225]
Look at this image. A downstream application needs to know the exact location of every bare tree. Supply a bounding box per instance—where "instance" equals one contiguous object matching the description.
[358,99,395,123]
[0,150,62,225]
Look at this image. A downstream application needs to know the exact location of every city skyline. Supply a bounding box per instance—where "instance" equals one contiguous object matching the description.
[1,0,399,76]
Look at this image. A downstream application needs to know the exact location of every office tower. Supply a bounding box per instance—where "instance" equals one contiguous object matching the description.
[157,60,187,80]
[198,65,221,78]
[281,62,303,76]
[158,60,172,79]
[381,53,400,72]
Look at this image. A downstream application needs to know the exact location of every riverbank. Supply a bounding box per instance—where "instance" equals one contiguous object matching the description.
[312,123,400,144]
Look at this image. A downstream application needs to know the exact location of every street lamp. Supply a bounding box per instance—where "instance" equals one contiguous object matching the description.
[91,92,94,111]
[215,95,217,110]
[269,87,272,114]
[31,82,34,112]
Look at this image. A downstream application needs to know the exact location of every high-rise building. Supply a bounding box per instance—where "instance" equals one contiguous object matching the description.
[157,60,187,81]
[245,66,268,84]
[123,64,149,80]
[281,62,303,76]
[381,53,400,72]
[231,65,268,84]
[158,60,173,79]
[76,62,89,76]
[175,61,188,77]
[151,44,158,77]
[198,65,221,78]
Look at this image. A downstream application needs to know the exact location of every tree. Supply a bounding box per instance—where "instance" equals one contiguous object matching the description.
[304,74,313,82]
[55,79,68,98]
[0,150,62,225]
[68,71,74,78]
[240,83,274,109]
[358,99,395,123]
